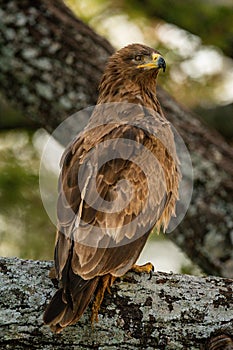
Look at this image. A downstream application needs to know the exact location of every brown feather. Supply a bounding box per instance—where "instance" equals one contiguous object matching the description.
[44,43,180,331]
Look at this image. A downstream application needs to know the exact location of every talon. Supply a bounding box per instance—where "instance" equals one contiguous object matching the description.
[149,264,155,279]
[131,262,154,276]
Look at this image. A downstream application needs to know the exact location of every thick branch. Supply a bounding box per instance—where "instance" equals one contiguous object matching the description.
[0,0,113,132]
[0,0,233,277]
[0,257,232,350]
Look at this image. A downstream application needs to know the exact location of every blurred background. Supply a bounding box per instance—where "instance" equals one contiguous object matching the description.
[1,0,233,274]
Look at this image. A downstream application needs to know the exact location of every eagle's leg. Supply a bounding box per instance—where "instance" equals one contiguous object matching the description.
[48,267,56,279]
[130,262,154,279]
[91,274,116,324]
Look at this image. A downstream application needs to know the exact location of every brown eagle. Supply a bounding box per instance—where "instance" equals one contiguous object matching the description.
[43,43,180,333]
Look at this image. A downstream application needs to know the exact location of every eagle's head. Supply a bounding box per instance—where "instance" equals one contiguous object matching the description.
[98,43,166,101]
[114,43,166,73]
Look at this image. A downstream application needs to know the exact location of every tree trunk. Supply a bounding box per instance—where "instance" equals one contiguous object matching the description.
[0,0,233,278]
[0,0,113,132]
[0,257,232,350]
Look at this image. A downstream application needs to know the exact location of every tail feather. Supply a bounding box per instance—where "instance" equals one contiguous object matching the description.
[43,288,66,325]
[43,276,99,333]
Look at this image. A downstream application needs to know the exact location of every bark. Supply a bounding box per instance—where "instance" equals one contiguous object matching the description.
[0,0,233,278]
[0,257,232,350]
[0,0,113,132]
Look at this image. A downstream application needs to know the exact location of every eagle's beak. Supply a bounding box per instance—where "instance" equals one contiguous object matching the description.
[137,53,166,72]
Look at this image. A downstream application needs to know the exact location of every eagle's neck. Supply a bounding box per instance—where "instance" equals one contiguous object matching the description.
[97,73,162,114]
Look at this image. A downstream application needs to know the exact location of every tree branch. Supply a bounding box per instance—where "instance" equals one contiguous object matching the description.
[0,0,113,132]
[0,257,232,349]
[0,0,233,277]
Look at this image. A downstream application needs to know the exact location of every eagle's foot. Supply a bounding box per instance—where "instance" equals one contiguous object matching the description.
[91,274,116,324]
[131,262,154,279]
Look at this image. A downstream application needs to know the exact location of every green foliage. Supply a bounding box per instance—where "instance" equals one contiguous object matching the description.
[0,130,54,260]
[124,0,233,58]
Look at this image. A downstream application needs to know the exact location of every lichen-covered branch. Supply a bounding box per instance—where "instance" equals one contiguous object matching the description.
[0,0,233,278]
[0,0,113,132]
[0,257,232,350]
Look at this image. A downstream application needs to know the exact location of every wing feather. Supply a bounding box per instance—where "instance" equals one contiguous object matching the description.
[55,108,180,282]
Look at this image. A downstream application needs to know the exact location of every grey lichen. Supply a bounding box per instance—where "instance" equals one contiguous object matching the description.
[21,47,39,59]
[33,58,53,71]
[0,257,233,349]
[35,82,54,100]
[60,95,73,109]
[4,28,16,40]
[15,12,28,27]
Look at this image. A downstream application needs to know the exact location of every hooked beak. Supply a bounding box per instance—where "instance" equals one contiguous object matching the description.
[137,53,166,72]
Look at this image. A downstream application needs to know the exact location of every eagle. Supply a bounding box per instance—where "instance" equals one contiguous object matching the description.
[43,43,180,333]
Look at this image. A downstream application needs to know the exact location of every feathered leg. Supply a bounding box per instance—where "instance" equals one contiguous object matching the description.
[91,274,116,323]
[90,262,154,323]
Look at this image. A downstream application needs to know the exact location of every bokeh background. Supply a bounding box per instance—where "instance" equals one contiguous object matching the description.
[1,0,233,274]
